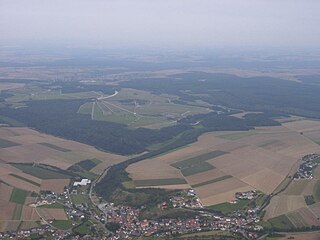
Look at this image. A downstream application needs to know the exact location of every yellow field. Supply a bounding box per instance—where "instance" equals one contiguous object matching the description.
[126,117,320,206]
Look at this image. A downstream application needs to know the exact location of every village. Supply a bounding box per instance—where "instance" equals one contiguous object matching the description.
[98,189,264,239]
[0,178,265,239]
[293,153,320,180]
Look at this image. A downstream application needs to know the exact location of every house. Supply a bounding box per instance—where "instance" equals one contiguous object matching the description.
[73,179,91,186]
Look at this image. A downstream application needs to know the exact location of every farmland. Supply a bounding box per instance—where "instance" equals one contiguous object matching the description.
[1,62,320,238]
[0,126,127,232]
[126,117,320,210]
[265,148,320,229]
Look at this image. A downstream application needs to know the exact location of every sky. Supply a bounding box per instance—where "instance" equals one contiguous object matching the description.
[1,0,320,50]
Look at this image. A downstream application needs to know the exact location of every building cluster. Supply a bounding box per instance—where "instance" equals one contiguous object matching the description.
[0,225,71,240]
[73,179,91,187]
[0,183,267,239]
[98,190,264,239]
[165,189,203,209]
[235,190,257,200]
[294,153,320,180]
[104,204,263,239]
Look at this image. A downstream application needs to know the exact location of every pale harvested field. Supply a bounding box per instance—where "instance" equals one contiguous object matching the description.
[185,169,227,186]
[137,184,190,190]
[303,129,320,144]
[19,221,39,231]
[0,128,18,138]
[208,145,295,186]
[309,202,320,218]
[127,145,207,180]
[0,221,21,232]
[0,149,22,163]
[126,117,320,209]
[24,197,37,205]
[41,179,70,193]
[37,208,67,220]
[281,176,317,197]
[0,127,127,170]
[283,119,320,132]
[264,195,307,220]
[1,145,54,163]
[0,83,25,90]
[279,232,320,240]
[194,177,248,199]
[7,134,48,144]
[230,111,262,119]
[0,174,40,192]
[12,172,42,185]
[201,186,255,206]
[210,141,248,152]
[192,133,231,148]
[0,163,21,175]
[287,207,320,227]
[241,168,284,194]
[0,200,15,220]
[21,206,40,221]
[282,180,309,195]
[0,183,13,201]
[40,156,77,170]
[128,158,182,180]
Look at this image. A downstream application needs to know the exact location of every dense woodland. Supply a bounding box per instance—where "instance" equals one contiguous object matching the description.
[121,72,320,119]
[0,99,194,155]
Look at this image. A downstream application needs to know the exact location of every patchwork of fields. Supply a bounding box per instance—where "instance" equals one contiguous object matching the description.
[265,160,320,228]
[78,88,211,128]
[0,126,127,232]
[126,118,320,207]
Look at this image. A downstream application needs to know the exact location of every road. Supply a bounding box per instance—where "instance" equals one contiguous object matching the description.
[97,90,119,100]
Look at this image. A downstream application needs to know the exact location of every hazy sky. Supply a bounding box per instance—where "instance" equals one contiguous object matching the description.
[1,0,320,49]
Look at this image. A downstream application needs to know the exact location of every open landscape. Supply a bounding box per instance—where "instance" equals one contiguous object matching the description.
[126,118,320,207]
[0,126,127,233]
[1,1,320,237]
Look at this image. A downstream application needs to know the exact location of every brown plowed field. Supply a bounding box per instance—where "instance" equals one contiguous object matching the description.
[41,179,70,193]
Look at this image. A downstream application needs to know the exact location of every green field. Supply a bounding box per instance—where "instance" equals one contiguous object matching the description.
[38,202,65,209]
[77,87,210,128]
[253,193,269,207]
[38,142,71,152]
[192,175,232,188]
[11,163,72,179]
[171,150,227,169]
[71,194,90,204]
[134,178,187,187]
[73,220,93,235]
[10,188,28,205]
[78,102,94,114]
[181,162,215,176]
[76,158,102,171]
[51,220,73,230]
[268,214,295,230]
[208,200,250,215]
[122,181,136,189]
[178,230,235,239]
[0,138,20,148]
[77,171,98,180]
[9,173,41,187]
